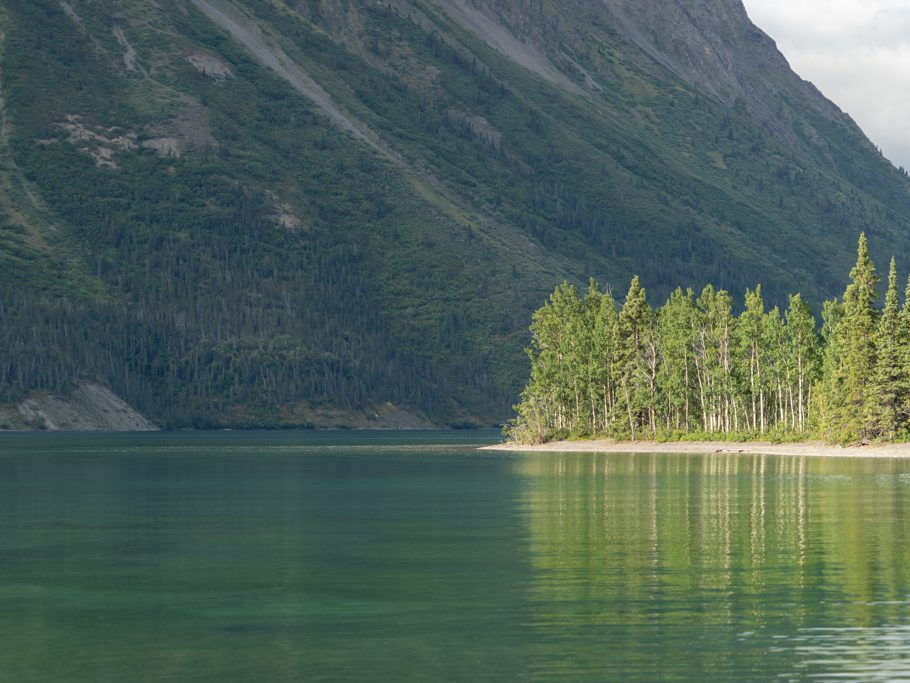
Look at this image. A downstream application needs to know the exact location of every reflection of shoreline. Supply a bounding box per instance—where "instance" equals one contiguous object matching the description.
[515,449,910,667]
[485,440,910,458]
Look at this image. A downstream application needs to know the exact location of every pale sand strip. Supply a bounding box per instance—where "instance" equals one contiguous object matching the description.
[482,440,910,458]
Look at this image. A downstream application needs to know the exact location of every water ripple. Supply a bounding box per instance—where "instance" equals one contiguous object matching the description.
[781,623,910,681]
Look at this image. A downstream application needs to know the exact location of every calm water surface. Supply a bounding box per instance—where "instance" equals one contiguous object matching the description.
[2,431,910,681]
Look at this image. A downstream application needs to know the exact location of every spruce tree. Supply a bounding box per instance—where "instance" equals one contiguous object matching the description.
[871,258,905,439]
[831,233,879,442]
[900,275,910,432]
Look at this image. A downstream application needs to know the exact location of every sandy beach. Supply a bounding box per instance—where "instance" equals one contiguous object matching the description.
[482,439,910,458]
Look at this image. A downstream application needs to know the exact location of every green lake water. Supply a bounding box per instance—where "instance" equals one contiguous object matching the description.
[2,430,910,681]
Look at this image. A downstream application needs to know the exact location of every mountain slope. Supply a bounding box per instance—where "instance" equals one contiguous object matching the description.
[1,0,908,427]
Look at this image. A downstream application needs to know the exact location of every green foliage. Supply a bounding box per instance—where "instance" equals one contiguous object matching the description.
[509,234,910,445]
[614,277,658,439]
[869,259,905,439]
[816,234,881,442]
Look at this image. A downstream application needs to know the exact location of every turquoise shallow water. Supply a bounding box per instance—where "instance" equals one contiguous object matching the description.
[1,431,910,681]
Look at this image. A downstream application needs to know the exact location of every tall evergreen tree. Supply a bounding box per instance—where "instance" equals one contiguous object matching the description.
[899,275,910,432]
[828,233,879,442]
[871,258,905,439]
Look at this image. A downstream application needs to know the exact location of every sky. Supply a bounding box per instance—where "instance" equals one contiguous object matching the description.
[742,0,910,171]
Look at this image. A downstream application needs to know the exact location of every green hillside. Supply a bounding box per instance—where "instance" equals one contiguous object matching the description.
[1,0,908,427]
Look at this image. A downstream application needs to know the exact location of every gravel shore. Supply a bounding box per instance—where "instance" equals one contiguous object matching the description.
[482,439,910,457]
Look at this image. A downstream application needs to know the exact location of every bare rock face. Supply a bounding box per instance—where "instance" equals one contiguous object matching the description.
[187,53,235,82]
[599,0,853,145]
[6,382,158,431]
[604,0,775,101]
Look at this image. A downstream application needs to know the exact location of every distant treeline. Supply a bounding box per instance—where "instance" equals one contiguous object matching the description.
[509,234,910,445]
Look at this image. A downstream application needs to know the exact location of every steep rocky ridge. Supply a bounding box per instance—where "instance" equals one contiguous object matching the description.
[423,0,880,177]
[600,0,877,172]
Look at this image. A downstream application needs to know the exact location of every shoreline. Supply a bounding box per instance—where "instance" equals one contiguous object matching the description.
[482,439,910,458]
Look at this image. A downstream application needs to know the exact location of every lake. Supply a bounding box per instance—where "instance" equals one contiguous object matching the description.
[1,430,910,681]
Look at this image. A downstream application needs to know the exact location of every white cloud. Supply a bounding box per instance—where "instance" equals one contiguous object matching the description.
[743,0,910,170]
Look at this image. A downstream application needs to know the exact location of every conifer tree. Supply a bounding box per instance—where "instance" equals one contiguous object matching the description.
[871,258,904,439]
[823,233,878,442]
[899,275,910,432]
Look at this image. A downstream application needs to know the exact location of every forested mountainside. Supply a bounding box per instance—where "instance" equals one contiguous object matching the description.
[1,0,909,428]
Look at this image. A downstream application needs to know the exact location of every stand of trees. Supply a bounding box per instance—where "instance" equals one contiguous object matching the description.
[508,234,910,445]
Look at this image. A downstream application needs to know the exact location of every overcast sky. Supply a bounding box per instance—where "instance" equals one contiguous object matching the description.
[742,0,910,171]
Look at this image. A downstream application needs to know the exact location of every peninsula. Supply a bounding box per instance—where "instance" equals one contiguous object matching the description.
[505,234,910,449]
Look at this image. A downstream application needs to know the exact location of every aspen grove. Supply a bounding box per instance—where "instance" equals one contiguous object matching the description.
[508,234,910,445]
